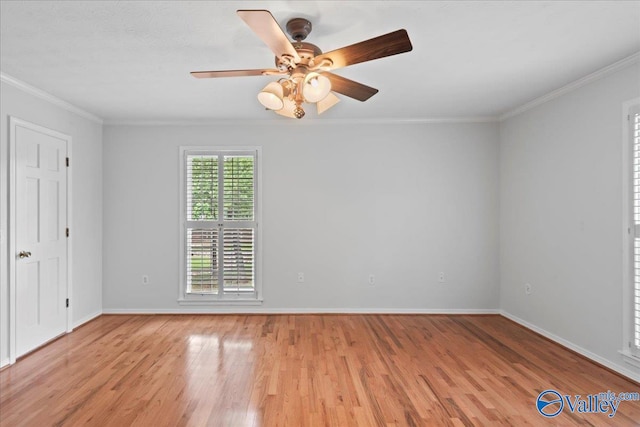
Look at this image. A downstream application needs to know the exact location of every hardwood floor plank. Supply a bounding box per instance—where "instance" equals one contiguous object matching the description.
[1,314,639,426]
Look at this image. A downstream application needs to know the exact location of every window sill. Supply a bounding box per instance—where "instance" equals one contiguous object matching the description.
[178,297,263,306]
[619,350,640,369]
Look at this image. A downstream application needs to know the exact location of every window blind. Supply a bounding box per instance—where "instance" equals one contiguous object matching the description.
[184,152,257,297]
[187,228,219,293]
[223,228,254,292]
[187,155,218,221]
[223,156,254,221]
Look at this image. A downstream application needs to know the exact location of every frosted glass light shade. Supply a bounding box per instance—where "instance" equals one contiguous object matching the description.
[257,82,284,110]
[303,73,331,103]
[317,92,340,115]
[274,97,297,118]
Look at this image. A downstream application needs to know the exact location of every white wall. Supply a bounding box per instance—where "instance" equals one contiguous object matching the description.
[102,121,499,312]
[0,80,103,366]
[499,63,640,380]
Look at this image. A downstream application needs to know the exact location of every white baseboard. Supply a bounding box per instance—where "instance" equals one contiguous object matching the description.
[102,307,501,315]
[0,312,102,370]
[500,310,640,383]
[72,310,102,329]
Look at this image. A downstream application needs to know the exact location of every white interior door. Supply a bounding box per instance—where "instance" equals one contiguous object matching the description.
[12,119,68,358]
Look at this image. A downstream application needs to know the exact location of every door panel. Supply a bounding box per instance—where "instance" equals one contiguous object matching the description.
[15,123,68,357]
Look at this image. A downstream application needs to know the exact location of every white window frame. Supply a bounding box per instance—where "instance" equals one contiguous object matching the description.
[622,98,640,367]
[178,146,262,305]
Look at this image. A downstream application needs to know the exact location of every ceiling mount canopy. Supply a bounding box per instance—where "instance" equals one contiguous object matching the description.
[286,18,312,42]
[191,9,413,119]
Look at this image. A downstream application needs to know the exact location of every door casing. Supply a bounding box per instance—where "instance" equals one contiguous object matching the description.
[8,116,72,364]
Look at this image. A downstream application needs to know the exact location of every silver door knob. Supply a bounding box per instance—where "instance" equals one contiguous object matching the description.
[18,251,31,259]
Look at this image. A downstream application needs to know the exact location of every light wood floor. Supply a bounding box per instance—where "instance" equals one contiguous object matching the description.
[1,314,639,426]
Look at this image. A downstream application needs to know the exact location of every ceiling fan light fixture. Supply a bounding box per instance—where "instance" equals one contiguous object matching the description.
[302,72,331,103]
[317,92,340,115]
[257,81,284,110]
[293,103,305,119]
[192,10,413,119]
[274,97,296,118]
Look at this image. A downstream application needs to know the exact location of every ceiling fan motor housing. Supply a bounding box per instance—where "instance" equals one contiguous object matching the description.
[286,18,312,41]
[275,42,322,69]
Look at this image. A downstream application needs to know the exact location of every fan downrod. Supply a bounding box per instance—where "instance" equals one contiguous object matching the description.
[286,18,312,41]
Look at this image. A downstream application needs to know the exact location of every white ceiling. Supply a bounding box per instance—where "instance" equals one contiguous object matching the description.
[1,1,639,123]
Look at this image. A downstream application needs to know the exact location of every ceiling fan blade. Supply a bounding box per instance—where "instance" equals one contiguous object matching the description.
[190,69,283,78]
[314,29,412,70]
[324,73,378,102]
[237,10,301,62]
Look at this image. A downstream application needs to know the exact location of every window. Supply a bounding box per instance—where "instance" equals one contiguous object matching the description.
[179,147,261,304]
[630,105,640,356]
[624,101,640,362]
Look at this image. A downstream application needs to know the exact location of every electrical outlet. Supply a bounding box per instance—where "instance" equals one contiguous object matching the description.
[297,272,304,283]
[142,275,150,285]
[368,274,375,285]
[438,272,445,283]
[525,283,532,295]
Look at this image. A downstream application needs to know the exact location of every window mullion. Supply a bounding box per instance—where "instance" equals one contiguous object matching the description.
[185,220,218,228]
[220,220,255,228]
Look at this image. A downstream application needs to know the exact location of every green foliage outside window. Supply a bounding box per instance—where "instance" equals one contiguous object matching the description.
[189,156,254,220]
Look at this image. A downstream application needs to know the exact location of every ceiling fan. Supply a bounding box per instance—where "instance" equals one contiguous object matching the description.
[191,9,413,119]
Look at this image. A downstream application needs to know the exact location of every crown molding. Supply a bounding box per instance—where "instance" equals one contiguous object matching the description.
[104,116,499,126]
[499,51,640,121]
[0,72,103,124]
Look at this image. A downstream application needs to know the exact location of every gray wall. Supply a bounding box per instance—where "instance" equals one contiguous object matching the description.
[3,57,638,382]
[0,81,103,366]
[102,122,500,312]
[499,63,640,380]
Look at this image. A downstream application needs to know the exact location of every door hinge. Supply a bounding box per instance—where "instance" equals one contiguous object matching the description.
[66,157,70,167]
[66,228,69,238]
[66,298,69,308]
